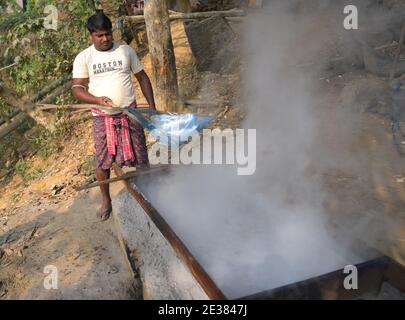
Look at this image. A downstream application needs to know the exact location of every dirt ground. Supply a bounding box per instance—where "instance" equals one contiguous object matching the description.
[0,114,144,299]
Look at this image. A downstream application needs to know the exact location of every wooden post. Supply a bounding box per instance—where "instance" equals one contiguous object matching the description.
[144,0,179,112]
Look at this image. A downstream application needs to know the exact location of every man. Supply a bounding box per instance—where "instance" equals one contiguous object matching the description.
[72,11,156,221]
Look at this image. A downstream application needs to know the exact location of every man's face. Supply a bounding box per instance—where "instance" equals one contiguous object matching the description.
[90,29,113,51]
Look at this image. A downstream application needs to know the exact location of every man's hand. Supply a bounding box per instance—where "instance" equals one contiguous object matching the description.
[72,78,115,107]
[96,96,114,107]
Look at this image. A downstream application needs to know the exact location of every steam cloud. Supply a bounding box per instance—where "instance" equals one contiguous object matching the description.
[136,1,388,298]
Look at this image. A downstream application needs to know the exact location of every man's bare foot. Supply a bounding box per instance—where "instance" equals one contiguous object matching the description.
[97,203,112,221]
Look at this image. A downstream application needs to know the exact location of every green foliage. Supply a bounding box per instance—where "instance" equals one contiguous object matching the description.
[0,12,37,32]
[29,109,71,158]
[1,0,96,95]
[26,0,36,12]
[15,159,42,181]
[0,0,19,11]
[0,0,121,179]
[9,191,20,203]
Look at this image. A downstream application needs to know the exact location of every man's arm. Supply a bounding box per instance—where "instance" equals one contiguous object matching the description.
[134,70,156,111]
[71,78,113,107]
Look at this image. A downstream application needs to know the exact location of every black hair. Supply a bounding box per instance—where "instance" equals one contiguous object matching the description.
[86,11,112,33]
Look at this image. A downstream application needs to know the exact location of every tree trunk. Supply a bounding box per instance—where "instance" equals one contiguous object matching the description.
[144,0,179,112]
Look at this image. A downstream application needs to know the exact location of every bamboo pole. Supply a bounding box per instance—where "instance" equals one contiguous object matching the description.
[29,75,72,103]
[0,109,21,126]
[0,76,72,139]
[37,100,214,111]
[38,82,72,105]
[126,9,246,24]
[0,112,30,140]
[75,165,169,191]
[37,103,149,111]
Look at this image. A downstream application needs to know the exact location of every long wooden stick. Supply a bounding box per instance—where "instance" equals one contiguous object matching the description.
[29,74,72,103]
[113,164,227,300]
[37,100,216,112]
[126,9,246,24]
[38,82,72,105]
[37,103,149,111]
[75,165,169,191]
[0,62,17,72]
[38,100,217,109]
[0,75,71,125]
[0,78,71,139]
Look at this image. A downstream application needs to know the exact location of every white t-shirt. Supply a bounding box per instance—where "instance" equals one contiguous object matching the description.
[72,43,144,110]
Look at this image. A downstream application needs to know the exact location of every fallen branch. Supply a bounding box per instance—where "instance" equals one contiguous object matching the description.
[38,81,72,105]
[75,165,169,191]
[29,74,72,103]
[0,74,71,126]
[0,62,17,72]
[0,79,71,139]
[0,112,31,140]
[0,109,21,126]
[0,168,13,180]
[217,105,230,118]
[126,9,246,24]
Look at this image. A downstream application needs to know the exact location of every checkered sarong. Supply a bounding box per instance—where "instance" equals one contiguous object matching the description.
[92,109,149,170]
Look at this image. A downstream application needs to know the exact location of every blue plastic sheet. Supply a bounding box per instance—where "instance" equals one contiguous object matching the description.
[125,108,212,146]
[150,113,212,145]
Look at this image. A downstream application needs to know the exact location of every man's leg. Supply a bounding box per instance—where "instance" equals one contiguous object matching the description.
[96,168,112,220]
[92,116,114,221]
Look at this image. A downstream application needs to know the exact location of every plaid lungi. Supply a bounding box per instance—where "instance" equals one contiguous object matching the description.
[92,113,149,170]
